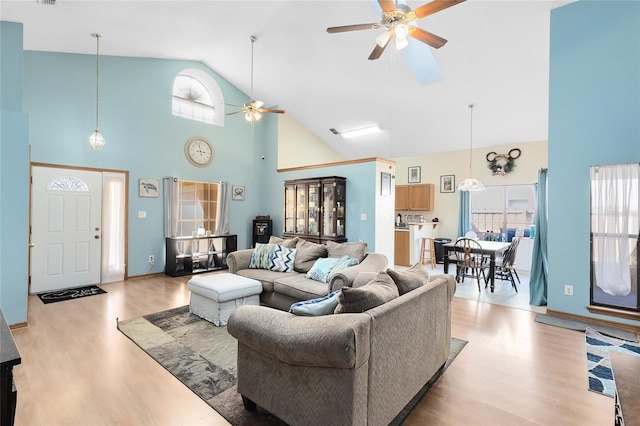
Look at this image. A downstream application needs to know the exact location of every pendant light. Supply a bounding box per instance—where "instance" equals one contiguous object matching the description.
[457,103,485,191]
[88,33,105,150]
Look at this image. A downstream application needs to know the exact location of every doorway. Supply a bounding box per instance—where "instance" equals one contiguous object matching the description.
[30,164,128,293]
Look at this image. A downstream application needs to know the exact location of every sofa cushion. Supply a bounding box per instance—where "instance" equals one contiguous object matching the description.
[326,241,367,263]
[387,262,430,295]
[294,239,328,273]
[249,243,296,272]
[274,275,330,301]
[236,269,293,293]
[334,271,399,314]
[269,236,299,248]
[289,290,341,316]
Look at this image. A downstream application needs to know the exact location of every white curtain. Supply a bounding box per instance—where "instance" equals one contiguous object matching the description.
[591,163,639,296]
[163,177,179,237]
[215,181,230,235]
[101,172,126,283]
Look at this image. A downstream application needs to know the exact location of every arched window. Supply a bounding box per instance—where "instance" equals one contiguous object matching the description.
[172,69,224,127]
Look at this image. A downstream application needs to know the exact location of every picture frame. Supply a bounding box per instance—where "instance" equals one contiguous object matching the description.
[139,178,159,198]
[381,172,391,196]
[232,185,245,201]
[440,175,455,193]
[408,166,421,183]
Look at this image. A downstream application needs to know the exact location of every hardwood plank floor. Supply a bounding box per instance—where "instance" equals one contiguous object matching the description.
[11,274,613,425]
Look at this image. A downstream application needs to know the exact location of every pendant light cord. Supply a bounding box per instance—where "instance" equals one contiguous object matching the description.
[249,35,256,102]
[468,103,474,176]
[92,33,101,130]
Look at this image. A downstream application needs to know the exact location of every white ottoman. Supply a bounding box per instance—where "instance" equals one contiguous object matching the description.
[187,273,262,326]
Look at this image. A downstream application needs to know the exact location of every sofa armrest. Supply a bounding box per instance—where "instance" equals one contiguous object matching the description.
[228,305,370,369]
[227,249,254,273]
[328,252,388,292]
[429,274,457,302]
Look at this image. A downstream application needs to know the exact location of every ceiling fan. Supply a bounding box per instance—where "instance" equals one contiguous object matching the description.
[227,35,285,122]
[327,0,465,61]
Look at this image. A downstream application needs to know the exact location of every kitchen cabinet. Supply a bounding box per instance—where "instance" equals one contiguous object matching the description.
[394,230,410,266]
[395,184,435,211]
[283,176,347,243]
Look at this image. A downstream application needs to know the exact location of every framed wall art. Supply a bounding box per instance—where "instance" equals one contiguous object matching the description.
[440,175,455,193]
[139,179,159,197]
[232,185,245,201]
[408,166,421,183]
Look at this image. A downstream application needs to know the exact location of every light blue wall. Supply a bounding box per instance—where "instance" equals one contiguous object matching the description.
[0,22,30,324]
[22,51,266,276]
[264,162,378,251]
[548,1,640,324]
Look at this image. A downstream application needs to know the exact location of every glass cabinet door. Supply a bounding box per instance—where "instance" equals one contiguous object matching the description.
[322,182,336,238]
[284,184,296,234]
[307,183,321,236]
[295,184,307,234]
[335,180,346,238]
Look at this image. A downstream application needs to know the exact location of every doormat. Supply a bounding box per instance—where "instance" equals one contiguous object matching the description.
[38,285,107,304]
[585,327,640,397]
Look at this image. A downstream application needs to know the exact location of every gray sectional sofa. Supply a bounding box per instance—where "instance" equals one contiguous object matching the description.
[227,272,456,426]
[227,237,388,311]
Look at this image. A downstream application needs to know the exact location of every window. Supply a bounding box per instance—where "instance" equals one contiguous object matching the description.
[176,180,219,237]
[171,69,224,127]
[471,185,536,241]
[590,163,639,311]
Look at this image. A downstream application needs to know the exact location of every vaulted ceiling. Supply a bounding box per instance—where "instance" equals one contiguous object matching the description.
[1,0,572,159]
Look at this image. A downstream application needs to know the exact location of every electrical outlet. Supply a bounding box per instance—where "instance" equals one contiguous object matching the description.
[148,255,155,264]
[564,285,573,296]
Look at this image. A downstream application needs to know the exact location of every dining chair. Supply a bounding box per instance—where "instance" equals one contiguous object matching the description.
[489,238,521,292]
[453,238,486,291]
[464,231,478,239]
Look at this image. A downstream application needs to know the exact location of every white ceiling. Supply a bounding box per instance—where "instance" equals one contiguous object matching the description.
[1,0,572,159]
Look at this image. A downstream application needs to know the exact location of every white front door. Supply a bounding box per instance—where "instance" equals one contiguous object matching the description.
[31,167,103,293]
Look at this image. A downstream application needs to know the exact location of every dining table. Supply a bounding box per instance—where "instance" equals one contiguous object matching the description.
[442,240,511,292]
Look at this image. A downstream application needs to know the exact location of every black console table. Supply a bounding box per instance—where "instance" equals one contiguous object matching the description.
[1,310,21,426]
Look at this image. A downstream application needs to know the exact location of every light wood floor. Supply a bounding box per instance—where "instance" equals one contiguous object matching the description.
[11,273,613,426]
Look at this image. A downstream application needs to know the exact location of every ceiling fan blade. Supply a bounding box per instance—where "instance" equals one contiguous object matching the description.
[327,23,378,33]
[413,0,465,19]
[409,27,447,49]
[378,0,396,13]
[368,37,390,60]
[226,110,245,116]
[225,103,245,108]
[401,36,444,86]
[259,108,285,114]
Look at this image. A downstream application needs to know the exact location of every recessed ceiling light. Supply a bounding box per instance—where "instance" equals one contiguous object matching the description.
[330,125,382,139]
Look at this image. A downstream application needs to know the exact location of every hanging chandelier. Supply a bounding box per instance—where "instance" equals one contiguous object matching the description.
[457,103,485,191]
[88,33,105,150]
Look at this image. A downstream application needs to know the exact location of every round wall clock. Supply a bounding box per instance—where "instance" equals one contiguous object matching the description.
[184,136,214,167]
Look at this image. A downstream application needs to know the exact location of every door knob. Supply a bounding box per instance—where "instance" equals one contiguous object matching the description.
[95,235,100,239]
[95,227,100,231]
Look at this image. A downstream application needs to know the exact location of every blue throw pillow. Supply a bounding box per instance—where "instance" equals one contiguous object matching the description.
[289,290,341,316]
[328,255,359,279]
[249,243,278,269]
[306,257,341,283]
[269,245,296,272]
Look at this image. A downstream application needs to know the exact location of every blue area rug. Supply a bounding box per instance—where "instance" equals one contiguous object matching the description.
[585,327,640,397]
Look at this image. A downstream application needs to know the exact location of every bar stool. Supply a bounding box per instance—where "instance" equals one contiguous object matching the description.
[419,237,436,269]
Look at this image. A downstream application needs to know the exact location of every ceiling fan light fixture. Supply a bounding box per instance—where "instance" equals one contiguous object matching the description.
[395,24,409,40]
[395,35,409,50]
[375,31,391,47]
